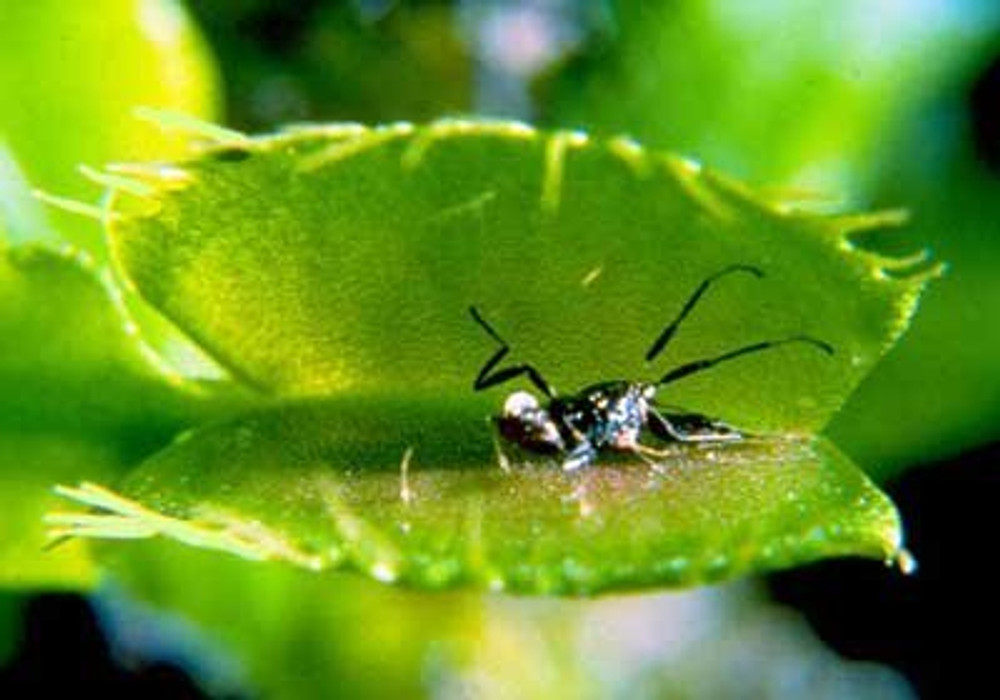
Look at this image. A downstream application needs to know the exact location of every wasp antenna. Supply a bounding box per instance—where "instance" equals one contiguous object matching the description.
[795,335,835,356]
[469,305,507,345]
[469,307,556,397]
[646,264,765,362]
[658,335,834,386]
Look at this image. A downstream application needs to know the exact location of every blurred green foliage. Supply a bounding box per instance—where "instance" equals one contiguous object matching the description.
[0,0,220,257]
[0,243,243,588]
[536,0,988,192]
[0,0,230,592]
[99,540,912,699]
[828,154,1000,474]
[102,542,482,699]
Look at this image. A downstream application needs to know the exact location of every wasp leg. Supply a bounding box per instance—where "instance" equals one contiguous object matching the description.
[630,444,672,475]
[561,441,597,472]
[647,406,743,443]
[634,443,678,459]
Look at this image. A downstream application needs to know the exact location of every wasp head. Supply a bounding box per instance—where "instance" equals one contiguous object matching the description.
[497,391,566,454]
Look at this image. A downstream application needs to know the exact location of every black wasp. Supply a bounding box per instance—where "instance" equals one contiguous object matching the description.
[470,265,833,471]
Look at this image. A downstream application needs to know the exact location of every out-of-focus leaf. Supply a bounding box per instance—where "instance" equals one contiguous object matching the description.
[0,0,224,373]
[0,242,246,588]
[536,0,996,193]
[0,436,115,588]
[96,546,912,699]
[96,543,480,700]
[0,0,220,255]
[107,121,934,434]
[817,37,1000,475]
[0,244,232,439]
[0,141,58,247]
[52,400,909,594]
[830,161,1000,475]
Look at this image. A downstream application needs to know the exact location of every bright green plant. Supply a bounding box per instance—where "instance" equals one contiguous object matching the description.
[35,118,932,593]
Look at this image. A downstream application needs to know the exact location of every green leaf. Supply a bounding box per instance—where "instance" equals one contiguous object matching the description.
[52,399,910,595]
[107,121,935,435]
[0,242,245,588]
[0,0,220,255]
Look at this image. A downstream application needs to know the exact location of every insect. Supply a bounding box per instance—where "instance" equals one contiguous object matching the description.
[470,265,834,471]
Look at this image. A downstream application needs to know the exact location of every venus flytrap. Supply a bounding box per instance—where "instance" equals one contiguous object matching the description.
[48,118,938,593]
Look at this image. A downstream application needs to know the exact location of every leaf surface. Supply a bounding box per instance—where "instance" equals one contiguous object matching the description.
[108,121,935,434]
[830,153,1000,474]
[53,400,908,595]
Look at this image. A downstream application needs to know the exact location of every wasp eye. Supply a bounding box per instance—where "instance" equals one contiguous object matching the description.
[503,391,540,417]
